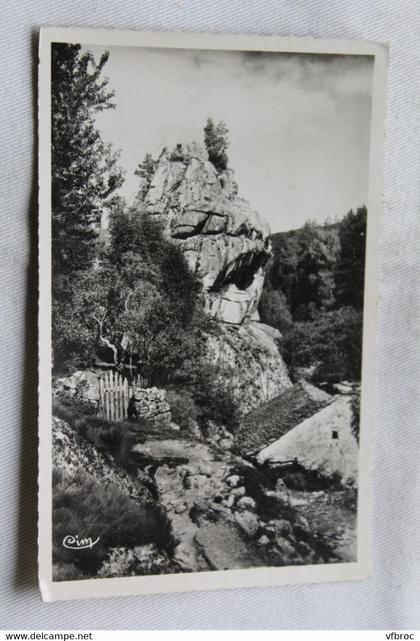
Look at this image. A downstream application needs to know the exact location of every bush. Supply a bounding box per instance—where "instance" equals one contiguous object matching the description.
[98,544,179,578]
[187,361,240,432]
[52,468,174,578]
[52,398,138,468]
[52,393,97,423]
[52,397,80,427]
[165,388,198,431]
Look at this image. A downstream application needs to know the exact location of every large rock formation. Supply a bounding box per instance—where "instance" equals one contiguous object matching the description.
[141,144,292,411]
[143,144,271,326]
[207,322,291,415]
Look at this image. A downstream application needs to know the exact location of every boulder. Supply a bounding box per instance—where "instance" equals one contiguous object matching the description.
[195,519,262,570]
[268,519,294,539]
[237,496,257,511]
[54,369,101,411]
[274,536,297,560]
[219,438,233,451]
[234,510,259,538]
[225,474,241,488]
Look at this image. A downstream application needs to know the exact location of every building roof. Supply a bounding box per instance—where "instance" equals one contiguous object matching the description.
[233,381,333,456]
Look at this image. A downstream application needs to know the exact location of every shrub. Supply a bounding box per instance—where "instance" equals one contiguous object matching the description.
[187,361,240,432]
[52,468,174,578]
[98,544,179,578]
[52,397,79,427]
[165,388,198,431]
[52,392,97,419]
[340,481,358,511]
[52,399,138,468]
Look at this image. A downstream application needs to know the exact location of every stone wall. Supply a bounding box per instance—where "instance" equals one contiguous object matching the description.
[132,387,172,425]
[54,370,173,425]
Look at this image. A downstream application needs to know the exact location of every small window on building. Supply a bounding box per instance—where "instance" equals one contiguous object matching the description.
[332,430,338,440]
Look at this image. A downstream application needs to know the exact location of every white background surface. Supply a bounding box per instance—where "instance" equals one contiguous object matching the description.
[1,0,419,630]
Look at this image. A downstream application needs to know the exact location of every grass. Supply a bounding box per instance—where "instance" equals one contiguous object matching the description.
[52,467,175,579]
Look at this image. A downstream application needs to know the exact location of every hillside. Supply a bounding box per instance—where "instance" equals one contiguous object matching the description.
[259,209,367,387]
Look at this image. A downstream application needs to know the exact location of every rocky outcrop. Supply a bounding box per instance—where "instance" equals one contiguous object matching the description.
[141,144,292,410]
[207,321,292,415]
[143,144,271,326]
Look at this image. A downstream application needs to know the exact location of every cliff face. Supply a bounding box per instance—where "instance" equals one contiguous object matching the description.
[141,144,292,411]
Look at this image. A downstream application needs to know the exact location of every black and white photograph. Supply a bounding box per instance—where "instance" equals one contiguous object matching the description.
[38,28,387,600]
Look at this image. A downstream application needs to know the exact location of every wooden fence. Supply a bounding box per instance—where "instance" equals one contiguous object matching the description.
[99,371,150,422]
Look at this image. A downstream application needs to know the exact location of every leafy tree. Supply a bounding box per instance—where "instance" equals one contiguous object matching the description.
[335,206,367,309]
[282,307,363,385]
[108,205,166,267]
[52,264,123,373]
[267,223,340,321]
[204,118,229,172]
[53,201,214,381]
[51,43,123,280]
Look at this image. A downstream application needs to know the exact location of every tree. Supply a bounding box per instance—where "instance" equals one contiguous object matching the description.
[204,118,229,172]
[51,44,123,280]
[134,153,157,202]
[266,223,340,321]
[258,284,293,334]
[335,206,367,309]
[282,307,363,385]
[52,204,210,382]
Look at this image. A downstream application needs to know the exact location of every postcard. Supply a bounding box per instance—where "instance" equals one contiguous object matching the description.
[38,27,387,600]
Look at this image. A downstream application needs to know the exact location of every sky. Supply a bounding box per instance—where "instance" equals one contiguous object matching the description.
[89,45,374,233]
